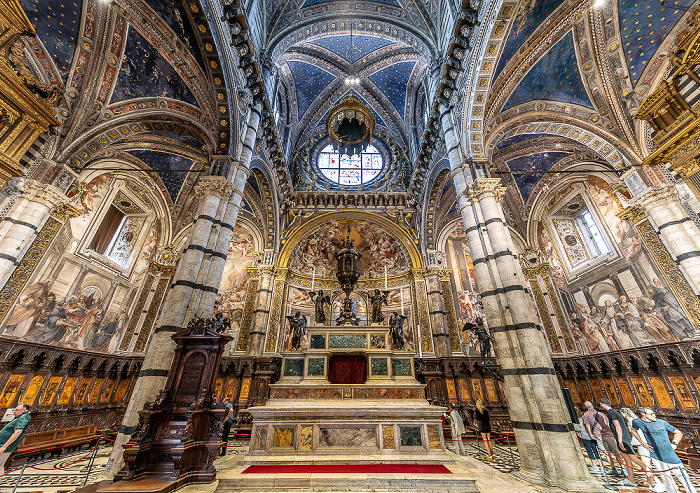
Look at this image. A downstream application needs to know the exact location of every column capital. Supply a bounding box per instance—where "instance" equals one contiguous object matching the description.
[518,249,550,279]
[466,178,506,201]
[628,183,678,210]
[24,179,69,208]
[194,175,233,200]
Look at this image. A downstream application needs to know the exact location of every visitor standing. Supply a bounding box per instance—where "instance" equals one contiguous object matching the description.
[574,408,605,473]
[600,398,648,487]
[582,400,625,477]
[631,407,696,493]
[220,397,234,456]
[475,399,493,460]
[447,405,466,456]
[621,407,665,492]
[0,403,31,476]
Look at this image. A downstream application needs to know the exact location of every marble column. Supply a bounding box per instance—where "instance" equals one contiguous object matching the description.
[0,180,67,288]
[246,262,275,357]
[439,104,594,490]
[424,266,450,357]
[630,184,700,292]
[107,105,263,476]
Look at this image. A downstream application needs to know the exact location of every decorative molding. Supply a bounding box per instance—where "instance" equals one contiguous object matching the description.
[628,184,679,211]
[264,277,286,353]
[466,178,506,202]
[236,277,259,352]
[441,279,461,353]
[194,175,233,201]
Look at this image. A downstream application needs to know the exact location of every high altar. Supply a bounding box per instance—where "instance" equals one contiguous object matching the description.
[242,228,448,463]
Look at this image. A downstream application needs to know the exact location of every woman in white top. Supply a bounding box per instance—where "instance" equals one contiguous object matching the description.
[620,407,664,492]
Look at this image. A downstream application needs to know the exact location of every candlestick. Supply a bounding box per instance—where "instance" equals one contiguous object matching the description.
[384,265,388,290]
[311,266,316,292]
[401,287,405,315]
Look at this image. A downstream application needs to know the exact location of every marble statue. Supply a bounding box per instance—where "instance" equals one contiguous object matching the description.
[309,289,330,325]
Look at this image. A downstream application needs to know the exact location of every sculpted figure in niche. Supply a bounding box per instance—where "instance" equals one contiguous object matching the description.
[389,311,407,350]
[368,289,389,324]
[286,311,307,350]
[309,290,330,325]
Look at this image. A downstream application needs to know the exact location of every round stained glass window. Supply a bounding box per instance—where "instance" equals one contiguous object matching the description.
[317,144,383,186]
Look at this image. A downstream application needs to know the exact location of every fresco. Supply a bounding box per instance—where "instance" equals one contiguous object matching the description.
[0,174,160,353]
[542,177,696,355]
[443,222,486,356]
[289,219,411,276]
[215,224,257,355]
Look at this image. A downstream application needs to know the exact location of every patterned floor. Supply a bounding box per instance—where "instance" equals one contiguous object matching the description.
[0,441,250,492]
[449,433,700,492]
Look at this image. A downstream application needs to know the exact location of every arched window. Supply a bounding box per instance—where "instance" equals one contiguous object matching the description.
[317,144,383,185]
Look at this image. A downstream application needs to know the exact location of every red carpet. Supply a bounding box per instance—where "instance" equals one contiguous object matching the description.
[242,464,452,474]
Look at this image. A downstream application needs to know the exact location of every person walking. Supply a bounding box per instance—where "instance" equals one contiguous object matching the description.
[574,408,605,473]
[447,405,466,455]
[600,398,649,487]
[582,400,626,477]
[475,399,493,460]
[220,397,234,456]
[0,403,31,476]
[631,407,697,493]
[621,407,665,492]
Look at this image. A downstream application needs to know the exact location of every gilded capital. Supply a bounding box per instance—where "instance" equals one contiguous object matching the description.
[466,178,506,202]
[628,184,678,210]
[518,249,550,279]
[194,176,233,200]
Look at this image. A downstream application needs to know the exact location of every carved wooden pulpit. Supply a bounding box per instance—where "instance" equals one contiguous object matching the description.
[112,318,232,491]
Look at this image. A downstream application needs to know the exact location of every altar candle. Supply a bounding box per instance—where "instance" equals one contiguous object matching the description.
[401,287,405,315]
[311,266,316,292]
[384,265,388,290]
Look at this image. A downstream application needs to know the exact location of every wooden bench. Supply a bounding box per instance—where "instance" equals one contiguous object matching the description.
[8,424,101,464]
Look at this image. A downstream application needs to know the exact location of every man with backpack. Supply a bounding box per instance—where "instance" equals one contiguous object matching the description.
[582,400,626,478]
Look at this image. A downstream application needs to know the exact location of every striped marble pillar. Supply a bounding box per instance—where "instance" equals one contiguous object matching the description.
[0,180,67,288]
[197,106,261,317]
[424,266,451,357]
[439,105,593,490]
[630,183,700,293]
[246,262,275,357]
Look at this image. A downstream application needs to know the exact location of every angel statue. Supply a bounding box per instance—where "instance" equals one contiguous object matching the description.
[368,289,389,324]
[389,311,407,350]
[474,317,495,363]
[309,289,330,325]
[286,311,307,350]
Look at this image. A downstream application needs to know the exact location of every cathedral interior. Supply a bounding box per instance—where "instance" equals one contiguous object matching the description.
[3,0,700,491]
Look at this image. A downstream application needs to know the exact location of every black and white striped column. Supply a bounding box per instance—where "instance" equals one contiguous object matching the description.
[424,267,451,357]
[246,263,275,356]
[439,105,593,490]
[0,180,67,287]
[630,183,700,292]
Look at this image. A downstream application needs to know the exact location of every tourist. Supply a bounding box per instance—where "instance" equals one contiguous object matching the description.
[631,407,696,493]
[475,399,493,460]
[621,407,665,492]
[599,398,648,487]
[574,408,604,473]
[447,404,466,456]
[0,403,31,476]
[582,400,625,477]
[220,397,234,456]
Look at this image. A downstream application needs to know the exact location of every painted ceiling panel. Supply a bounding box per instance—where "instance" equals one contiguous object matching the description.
[507,151,569,201]
[110,27,198,106]
[303,0,401,6]
[494,0,564,79]
[288,60,336,118]
[619,0,694,86]
[496,133,551,150]
[149,130,205,149]
[503,32,592,110]
[309,35,394,63]
[146,0,207,70]
[129,150,195,201]
[368,61,416,117]
[21,0,83,81]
